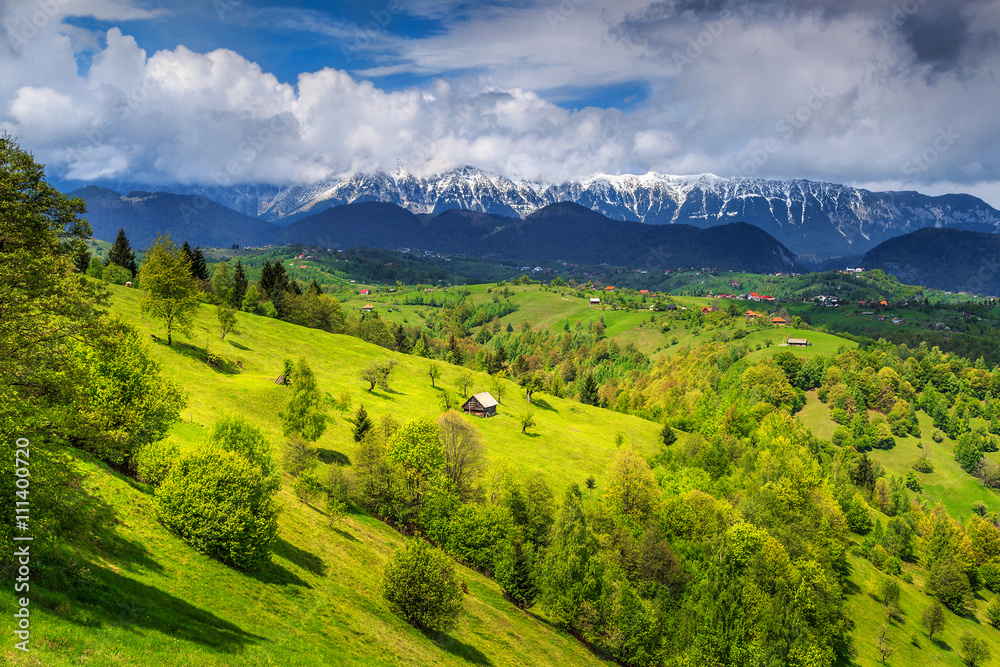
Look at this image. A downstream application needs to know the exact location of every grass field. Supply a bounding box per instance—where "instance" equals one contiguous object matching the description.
[2,284,664,666]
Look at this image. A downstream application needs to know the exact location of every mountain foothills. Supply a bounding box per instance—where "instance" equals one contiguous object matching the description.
[68,185,280,249]
[71,189,803,274]
[12,132,1000,666]
[860,228,1000,296]
[87,167,1000,258]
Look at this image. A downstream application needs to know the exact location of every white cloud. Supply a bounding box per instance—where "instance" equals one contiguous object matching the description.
[0,0,997,208]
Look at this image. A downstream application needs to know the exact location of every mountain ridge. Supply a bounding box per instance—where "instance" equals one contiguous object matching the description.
[77,167,1000,259]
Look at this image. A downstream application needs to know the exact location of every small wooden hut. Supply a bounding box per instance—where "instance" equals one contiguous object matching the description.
[462,392,498,418]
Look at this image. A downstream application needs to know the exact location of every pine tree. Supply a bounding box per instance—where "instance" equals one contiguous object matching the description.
[192,246,208,281]
[271,260,289,295]
[660,422,676,446]
[259,260,276,297]
[579,372,599,406]
[181,241,196,279]
[106,227,138,277]
[353,404,374,442]
[539,487,602,632]
[230,260,248,309]
[495,533,539,608]
[307,279,322,296]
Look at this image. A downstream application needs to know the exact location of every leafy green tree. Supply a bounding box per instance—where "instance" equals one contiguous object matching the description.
[282,359,327,442]
[361,359,397,392]
[539,487,603,633]
[0,133,107,553]
[241,284,259,312]
[87,255,104,279]
[986,597,1000,628]
[353,404,374,442]
[101,262,131,285]
[387,417,445,482]
[72,317,185,462]
[519,410,536,435]
[211,261,232,303]
[217,304,238,339]
[155,447,279,570]
[230,260,248,308]
[207,415,278,490]
[437,410,485,500]
[606,445,658,524]
[928,558,971,613]
[959,633,990,666]
[106,227,137,277]
[382,539,463,632]
[429,363,441,388]
[139,235,200,345]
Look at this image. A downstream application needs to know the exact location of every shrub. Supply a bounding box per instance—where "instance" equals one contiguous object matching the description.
[904,470,922,492]
[382,539,463,632]
[133,440,179,485]
[155,447,279,570]
[980,561,1000,592]
[988,598,1000,628]
[928,558,972,613]
[973,501,988,516]
[102,263,131,285]
[208,416,279,490]
[912,456,934,473]
[932,430,944,443]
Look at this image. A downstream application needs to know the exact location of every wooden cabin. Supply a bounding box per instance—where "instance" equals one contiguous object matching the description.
[462,392,498,418]
[787,338,811,347]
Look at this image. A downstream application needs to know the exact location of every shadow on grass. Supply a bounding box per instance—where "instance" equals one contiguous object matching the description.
[422,629,493,666]
[317,448,351,465]
[247,551,312,589]
[227,340,250,350]
[931,637,952,651]
[331,527,359,542]
[528,397,556,411]
[521,432,541,438]
[272,537,326,577]
[56,563,262,653]
[152,339,240,374]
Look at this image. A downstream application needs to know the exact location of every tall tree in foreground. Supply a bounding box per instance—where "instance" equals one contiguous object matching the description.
[106,226,138,278]
[382,539,463,632]
[139,235,199,345]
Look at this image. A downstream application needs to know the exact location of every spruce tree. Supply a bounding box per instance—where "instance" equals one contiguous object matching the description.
[660,422,676,446]
[307,278,322,296]
[579,372,599,406]
[192,246,208,281]
[230,260,248,308]
[259,259,275,297]
[495,534,539,608]
[353,404,374,442]
[181,241,196,278]
[106,227,138,277]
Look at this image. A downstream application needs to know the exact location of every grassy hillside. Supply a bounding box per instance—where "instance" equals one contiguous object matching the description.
[3,284,666,666]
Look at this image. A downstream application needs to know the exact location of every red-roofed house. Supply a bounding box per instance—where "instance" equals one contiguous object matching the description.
[360,289,370,296]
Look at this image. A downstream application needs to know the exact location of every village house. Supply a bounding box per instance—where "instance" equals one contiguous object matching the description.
[462,392,498,418]
[787,338,811,347]
[361,304,374,312]
[771,316,788,325]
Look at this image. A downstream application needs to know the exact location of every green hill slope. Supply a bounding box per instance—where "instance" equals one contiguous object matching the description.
[3,284,663,666]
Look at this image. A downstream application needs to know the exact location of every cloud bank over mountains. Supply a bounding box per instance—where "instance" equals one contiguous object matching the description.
[1,0,998,205]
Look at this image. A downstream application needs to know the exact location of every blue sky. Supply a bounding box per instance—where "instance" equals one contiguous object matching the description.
[2,0,999,206]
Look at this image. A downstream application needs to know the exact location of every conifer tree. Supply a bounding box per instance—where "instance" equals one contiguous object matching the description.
[181,241,196,278]
[495,533,539,608]
[579,371,599,406]
[259,259,276,296]
[106,227,138,277]
[230,260,248,309]
[192,246,209,281]
[353,404,374,442]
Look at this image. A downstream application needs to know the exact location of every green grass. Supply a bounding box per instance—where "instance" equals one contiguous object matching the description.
[741,328,856,362]
[846,554,1000,667]
[3,284,664,666]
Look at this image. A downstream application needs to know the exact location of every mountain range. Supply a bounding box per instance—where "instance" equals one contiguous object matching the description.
[86,167,1000,260]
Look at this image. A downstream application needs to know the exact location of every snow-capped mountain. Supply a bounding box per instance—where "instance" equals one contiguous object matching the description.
[91,167,1000,260]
